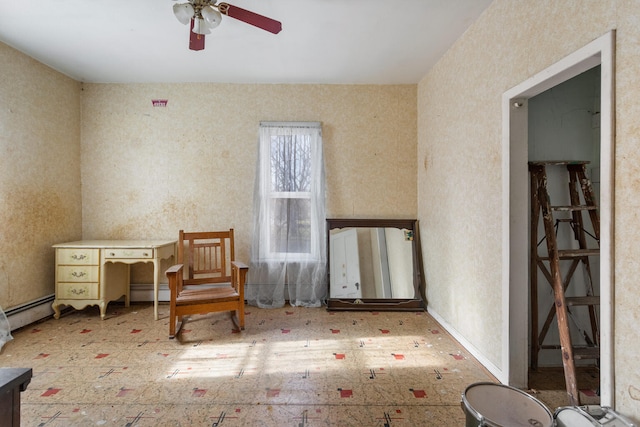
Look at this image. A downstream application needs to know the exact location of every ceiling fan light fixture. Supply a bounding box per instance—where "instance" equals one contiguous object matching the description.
[173,3,195,25]
[201,5,222,29]
[173,0,283,51]
[192,17,211,35]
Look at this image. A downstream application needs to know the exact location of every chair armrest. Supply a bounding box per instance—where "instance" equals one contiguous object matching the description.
[231,260,248,270]
[231,261,248,299]
[166,264,184,298]
[166,264,184,275]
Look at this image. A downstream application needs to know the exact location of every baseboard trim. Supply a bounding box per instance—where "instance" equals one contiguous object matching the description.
[130,283,170,303]
[427,307,506,383]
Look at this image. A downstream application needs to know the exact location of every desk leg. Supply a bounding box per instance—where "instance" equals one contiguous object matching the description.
[153,259,159,321]
[52,302,61,319]
[125,264,130,307]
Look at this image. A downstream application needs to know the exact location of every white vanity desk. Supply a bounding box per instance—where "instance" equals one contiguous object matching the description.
[52,240,176,320]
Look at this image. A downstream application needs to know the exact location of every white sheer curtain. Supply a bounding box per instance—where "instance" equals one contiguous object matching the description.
[245,122,327,308]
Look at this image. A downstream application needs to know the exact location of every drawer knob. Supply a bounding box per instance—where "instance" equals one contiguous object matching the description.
[71,271,87,278]
[71,254,87,261]
[143,252,149,257]
[110,252,115,257]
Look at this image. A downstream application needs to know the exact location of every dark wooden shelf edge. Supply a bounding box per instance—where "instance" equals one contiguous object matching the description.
[327,298,425,311]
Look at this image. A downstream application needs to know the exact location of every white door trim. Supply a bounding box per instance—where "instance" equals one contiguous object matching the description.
[502,31,615,406]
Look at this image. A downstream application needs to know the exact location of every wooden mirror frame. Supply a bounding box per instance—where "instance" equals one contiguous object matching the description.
[326,218,426,311]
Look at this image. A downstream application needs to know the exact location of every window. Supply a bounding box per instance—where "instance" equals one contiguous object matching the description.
[258,123,323,260]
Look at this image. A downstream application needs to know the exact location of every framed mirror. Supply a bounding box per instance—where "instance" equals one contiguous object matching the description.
[326,218,425,311]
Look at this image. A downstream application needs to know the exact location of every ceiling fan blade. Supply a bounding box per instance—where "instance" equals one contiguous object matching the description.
[189,18,205,51]
[218,2,282,34]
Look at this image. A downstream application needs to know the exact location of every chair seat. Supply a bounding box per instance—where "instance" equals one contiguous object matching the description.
[176,286,239,305]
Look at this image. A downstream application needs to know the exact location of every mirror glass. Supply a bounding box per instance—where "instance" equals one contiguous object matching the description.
[326,219,424,311]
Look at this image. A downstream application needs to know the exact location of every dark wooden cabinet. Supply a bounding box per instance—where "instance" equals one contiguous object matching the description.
[0,368,32,427]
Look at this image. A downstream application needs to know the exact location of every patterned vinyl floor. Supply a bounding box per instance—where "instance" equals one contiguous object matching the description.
[0,303,596,426]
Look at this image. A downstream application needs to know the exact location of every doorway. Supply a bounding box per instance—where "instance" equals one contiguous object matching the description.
[503,31,615,406]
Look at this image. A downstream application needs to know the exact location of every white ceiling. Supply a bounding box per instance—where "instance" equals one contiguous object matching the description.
[0,0,492,85]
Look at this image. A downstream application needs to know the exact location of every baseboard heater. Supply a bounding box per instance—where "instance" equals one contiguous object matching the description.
[5,294,56,331]
[4,284,208,331]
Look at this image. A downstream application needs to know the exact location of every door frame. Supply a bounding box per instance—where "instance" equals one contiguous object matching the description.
[502,31,615,405]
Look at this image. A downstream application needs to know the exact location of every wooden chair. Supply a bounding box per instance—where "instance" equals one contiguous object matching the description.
[165,229,248,339]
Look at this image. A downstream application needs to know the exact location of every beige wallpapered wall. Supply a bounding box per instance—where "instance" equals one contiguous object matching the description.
[418,0,640,417]
[80,83,417,269]
[0,43,82,309]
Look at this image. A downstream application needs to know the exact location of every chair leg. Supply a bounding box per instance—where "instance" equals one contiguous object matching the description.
[170,313,184,339]
[169,306,176,338]
[169,314,176,339]
[238,306,245,330]
[230,311,241,331]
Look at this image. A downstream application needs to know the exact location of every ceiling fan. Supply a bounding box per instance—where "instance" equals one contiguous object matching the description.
[172,0,282,51]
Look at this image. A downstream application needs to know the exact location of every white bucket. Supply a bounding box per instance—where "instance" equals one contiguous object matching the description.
[461,382,554,427]
[555,405,637,427]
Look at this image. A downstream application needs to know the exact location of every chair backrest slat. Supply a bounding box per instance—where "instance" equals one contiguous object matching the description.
[178,229,234,285]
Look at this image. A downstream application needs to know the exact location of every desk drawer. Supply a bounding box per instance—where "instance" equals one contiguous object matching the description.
[104,248,153,259]
[57,265,99,282]
[57,248,100,265]
[57,282,99,300]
